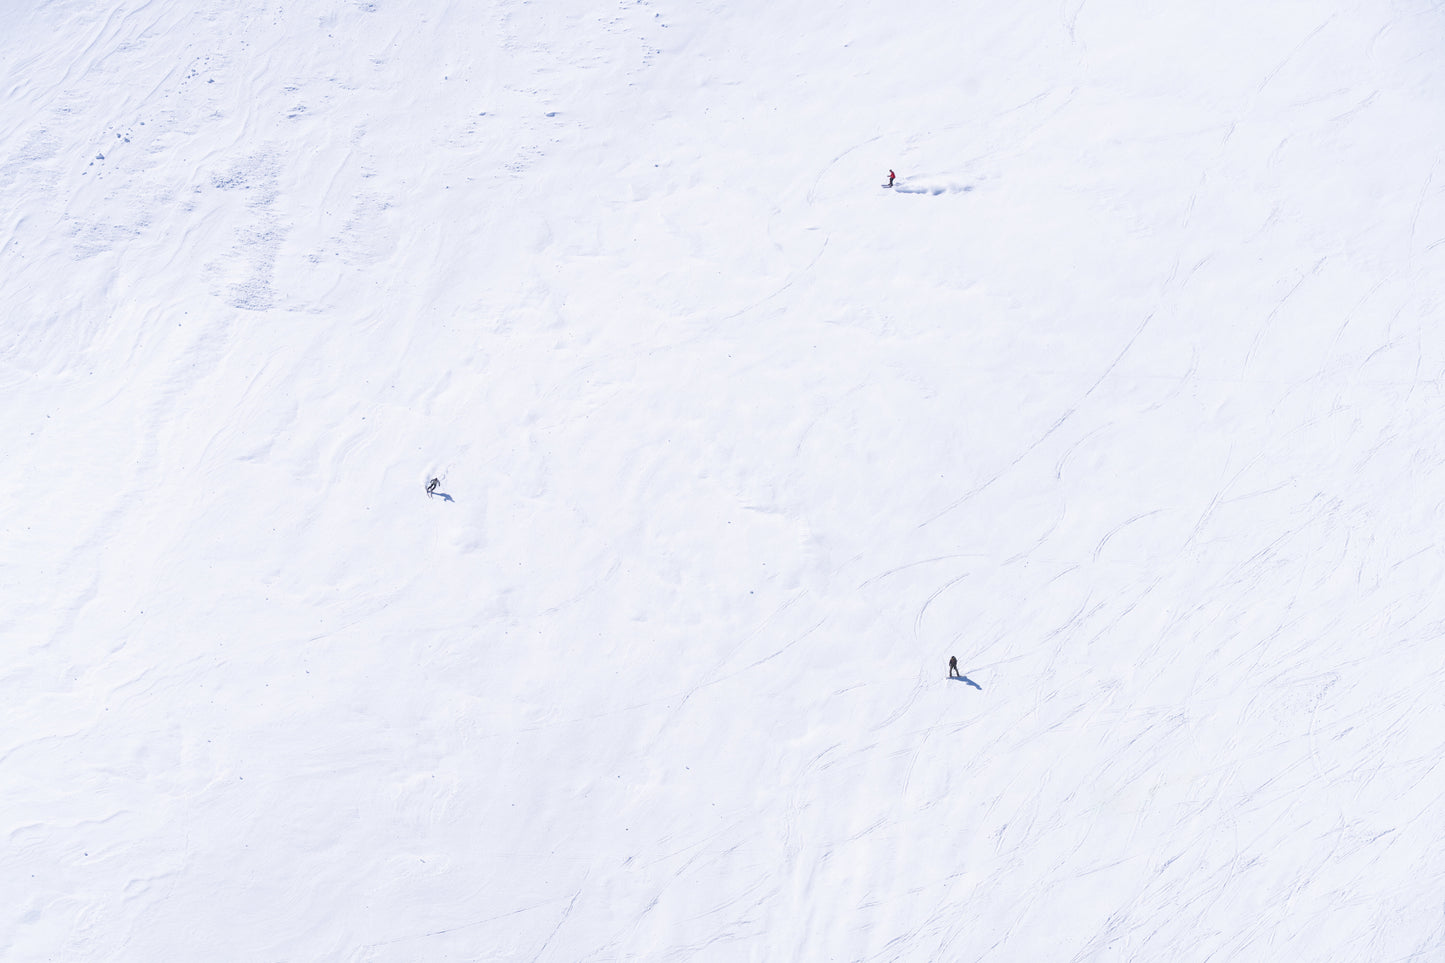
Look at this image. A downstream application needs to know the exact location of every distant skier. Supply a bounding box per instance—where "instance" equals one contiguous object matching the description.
[888,169,896,187]
[948,656,959,678]
[426,477,439,497]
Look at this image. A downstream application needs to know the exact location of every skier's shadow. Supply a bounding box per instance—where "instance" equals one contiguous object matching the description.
[950,676,982,690]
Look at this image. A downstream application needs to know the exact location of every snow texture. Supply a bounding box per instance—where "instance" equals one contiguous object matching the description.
[5,0,1445,960]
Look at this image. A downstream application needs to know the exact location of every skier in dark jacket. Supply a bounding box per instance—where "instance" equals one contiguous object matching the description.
[948,656,959,678]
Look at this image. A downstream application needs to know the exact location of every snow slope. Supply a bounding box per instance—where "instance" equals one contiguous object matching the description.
[6,0,1445,959]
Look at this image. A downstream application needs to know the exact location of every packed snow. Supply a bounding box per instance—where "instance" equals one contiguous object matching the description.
[5,0,1445,959]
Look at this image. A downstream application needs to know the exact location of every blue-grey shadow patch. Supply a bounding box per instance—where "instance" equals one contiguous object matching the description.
[895,181,974,196]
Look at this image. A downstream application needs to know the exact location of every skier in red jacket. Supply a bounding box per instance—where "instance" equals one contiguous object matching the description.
[888,170,896,187]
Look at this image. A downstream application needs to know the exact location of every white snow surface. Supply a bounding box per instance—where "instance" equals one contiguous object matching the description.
[6,0,1445,959]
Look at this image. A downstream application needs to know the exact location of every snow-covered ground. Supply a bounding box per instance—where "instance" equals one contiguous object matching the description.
[6,0,1445,959]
